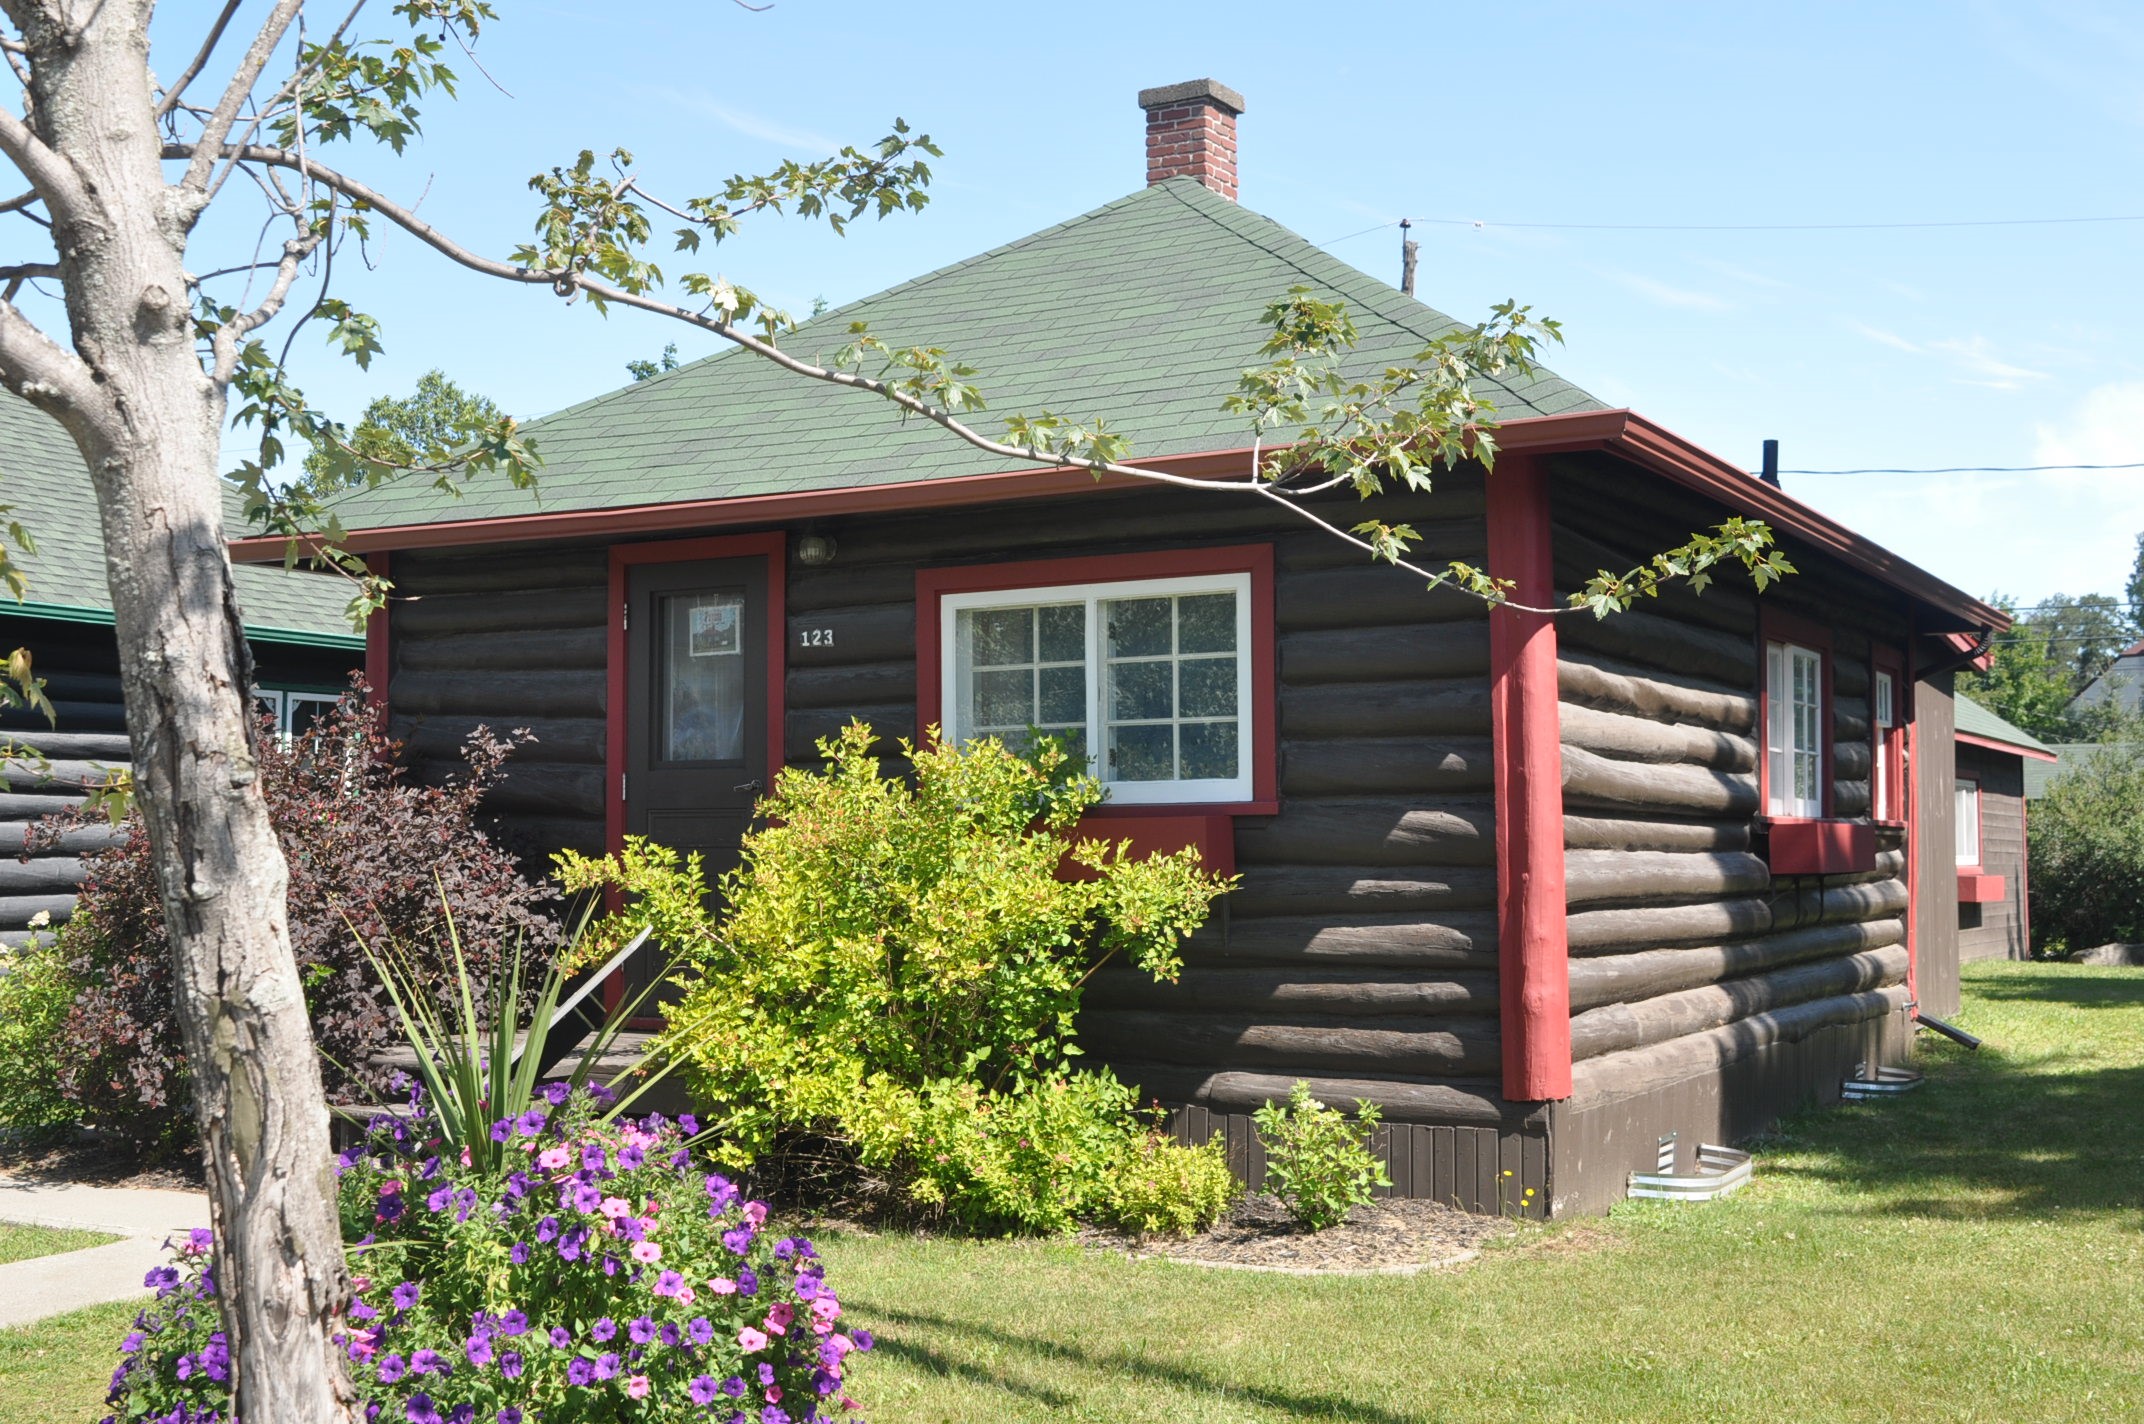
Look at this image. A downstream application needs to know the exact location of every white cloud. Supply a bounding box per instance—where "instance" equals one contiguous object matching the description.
[1926,335,2050,390]
[2034,380,2144,467]
[649,89,841,153]
[1607,271,1731,312]
[1850,322,1922,354]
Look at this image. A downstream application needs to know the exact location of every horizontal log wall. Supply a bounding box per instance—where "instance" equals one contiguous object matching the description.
[0,613,356,947]
[1956,743,2028,961]
[791,478,1519,1149]
[1542,460,1919,1206]
[385,544,611,862]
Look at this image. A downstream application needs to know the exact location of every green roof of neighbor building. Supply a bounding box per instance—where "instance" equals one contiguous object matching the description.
[2023,742,2143,800]
[325,177,1606,532]
[1954,693,2056,761]
[0,393,361,648]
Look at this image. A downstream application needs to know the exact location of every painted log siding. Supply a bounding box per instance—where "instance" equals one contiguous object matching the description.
[1956,743,2028,962]
[1544,464,1915,1210]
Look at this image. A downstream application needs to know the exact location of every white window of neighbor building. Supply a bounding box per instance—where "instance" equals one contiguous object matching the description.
[943,572,1253,804]
[256,687,343,743]
[1765,640,1826,818]
[1956,779,1981,867]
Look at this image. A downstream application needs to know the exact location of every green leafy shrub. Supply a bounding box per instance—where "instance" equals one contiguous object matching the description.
[562,723,1229,1160]
[848,1072,1139,1234]
[0,936,79,1140]
[1104,1130,1239,1237]
[1252,1081,1391,1230]
[2029,740,2144,955]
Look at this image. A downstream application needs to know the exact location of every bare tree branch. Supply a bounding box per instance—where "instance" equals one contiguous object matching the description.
[0,293,106,419]
[0,102,92,225]
[214,232,322,381]
[157,1,246,119]
[179,0,305,197]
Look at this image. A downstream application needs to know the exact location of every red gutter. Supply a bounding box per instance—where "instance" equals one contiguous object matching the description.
[226,408,2007,634]
[1955,730,2059,763]
[1486,453,1571,1102]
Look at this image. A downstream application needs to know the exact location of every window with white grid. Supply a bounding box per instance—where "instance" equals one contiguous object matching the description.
[1765,641,1826,818]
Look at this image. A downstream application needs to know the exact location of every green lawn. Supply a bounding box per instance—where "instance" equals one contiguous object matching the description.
[0,1223,115,1267]
[6,961,2141,1423]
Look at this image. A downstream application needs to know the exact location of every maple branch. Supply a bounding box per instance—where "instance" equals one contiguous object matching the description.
[214,231,322,382]
[180,0,304,197]
[0,294,106,422]
[0,101,91,226]
[157,1,244,119]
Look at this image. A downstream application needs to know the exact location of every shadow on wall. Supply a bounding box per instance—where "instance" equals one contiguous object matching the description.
[1761,967,2144,1227]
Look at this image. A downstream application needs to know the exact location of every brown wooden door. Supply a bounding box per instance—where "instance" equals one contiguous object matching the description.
[624,554,771,1001]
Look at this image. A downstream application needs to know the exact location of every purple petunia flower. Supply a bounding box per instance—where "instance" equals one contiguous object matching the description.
[722,1228,755,1255]
[542,1081,571,1107]
[690,1375,722,1406]
[590,1316,617,1343]
[447,1407,476,1424]
[580,1144,608,1173]
[548,1326,571,1349]
[144,1266,180,1293]
[572,1184,603,1214]
[497,1411,523,1424]
[349,1298,378,1321]
[509,1242,530,1265]
[737,1266,759,1296]
[853,1328,874,1350]
[405,1393,442,1424]
[760,1407,789,1424]
[758,1362,776,1387]
[535,1216,560,1244]
[465,1334,494,1367]
[618,1144,645,1170]
[392,1281,421,1311]
[504,1172,530,1201]
[500,1309,528,1337]
[410,1347,448,1376]
[660,1322,683,1348]
[688,1317,715,1346]
[566,1358,594,1387]
[593,1351,621,1381]
[654,1269,685,1298]
[678,1113,700,1135]
[721,1375,747,1398]
[628,1316,657,1345]
[516,1108,547,1136]
[489,1119,512,1144]
[499,1350,524,1381]
[376,1353,407,1384]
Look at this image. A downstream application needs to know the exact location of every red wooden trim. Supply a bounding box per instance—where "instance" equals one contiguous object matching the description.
[1486,454,1570,1103]
[913,543,1278,809]
[223,408,2007,640]
[2020,798,2033,953]
[1764,818,1877,875]
[1956,871,2007,904]
[1955,730,2059,762]
[363,550,392,730]
[1902,639,1918,1002]
[1757,608,1836,817]
[606,532,788,859]
[1064,813,1236,878]
[1870,644,1908,821]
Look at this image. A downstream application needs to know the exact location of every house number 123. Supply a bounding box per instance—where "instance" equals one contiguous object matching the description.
[798,628,835,648]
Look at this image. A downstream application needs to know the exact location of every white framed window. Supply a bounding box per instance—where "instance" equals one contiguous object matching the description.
[1955,779,1981,866]
[256,687,342,744]
[1873,670,1897,820]
[1765,640,1826,818]
[941,572,1253,804]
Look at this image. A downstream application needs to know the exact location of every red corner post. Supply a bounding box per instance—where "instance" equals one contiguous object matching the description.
[1486,455,1572,1101]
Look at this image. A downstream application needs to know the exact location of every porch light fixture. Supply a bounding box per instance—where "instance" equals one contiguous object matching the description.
[795,534,838,566]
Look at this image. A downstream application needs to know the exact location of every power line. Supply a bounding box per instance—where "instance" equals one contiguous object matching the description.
[1323,213,2144,243]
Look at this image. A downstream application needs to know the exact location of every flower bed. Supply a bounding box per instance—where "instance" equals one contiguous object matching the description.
[101,1081,873,1423]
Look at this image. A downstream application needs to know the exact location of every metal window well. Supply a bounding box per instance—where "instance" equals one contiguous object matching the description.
[1628,1133,1755,1203]
[1841,1064,1924,1100]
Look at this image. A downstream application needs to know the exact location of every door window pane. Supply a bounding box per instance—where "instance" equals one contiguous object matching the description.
[661,590,746,762]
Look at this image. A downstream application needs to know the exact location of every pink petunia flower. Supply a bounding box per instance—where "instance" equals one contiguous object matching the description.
[742,1201,769,1227]
[536,1147,571,1171]
[765,1386,782,1404]
[631,1241,661,1264]
[738,1327,768,1352]
[600,1197,632,1219]
[706,1278,738,1296]
[675,1285,696,1306]
[626,1376,651,1399]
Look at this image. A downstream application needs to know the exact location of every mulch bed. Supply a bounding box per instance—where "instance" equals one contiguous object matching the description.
[1079,1193,1513,1274]
[0,1136,203,1192]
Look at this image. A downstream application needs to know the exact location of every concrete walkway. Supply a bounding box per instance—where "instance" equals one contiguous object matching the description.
[0,1176,211,1329]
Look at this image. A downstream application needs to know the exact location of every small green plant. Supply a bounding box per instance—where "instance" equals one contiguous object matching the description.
[1253,1081,1390,1230]
[1104,1130,1239,1237]
[0,935,77,1140]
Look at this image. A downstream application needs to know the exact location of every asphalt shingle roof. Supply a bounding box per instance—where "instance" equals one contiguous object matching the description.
[331,177,1606,531]
[0,393,361,646]
[1954,693,2056,760]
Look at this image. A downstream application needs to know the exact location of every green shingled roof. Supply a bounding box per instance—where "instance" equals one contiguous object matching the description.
[332,177,1606,532]
[0,393,360,647]
[1955,693,2056,759]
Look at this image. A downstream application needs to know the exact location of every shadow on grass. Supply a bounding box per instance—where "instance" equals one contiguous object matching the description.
[867,1301,1419,1424]
[1762,1033,2144,1226]
[1964,966,2144,1011]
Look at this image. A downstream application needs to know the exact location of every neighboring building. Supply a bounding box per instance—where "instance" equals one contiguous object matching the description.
[2023,741,2142,799]
[1951,694,2055,961]
[235,80,2009,1216]
[0,392,363,946]
[2070,637,2144,719]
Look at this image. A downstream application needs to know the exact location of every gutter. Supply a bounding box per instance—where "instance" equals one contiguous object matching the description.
[226,406,2008,635]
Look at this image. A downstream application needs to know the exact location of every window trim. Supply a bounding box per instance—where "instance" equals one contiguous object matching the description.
[1759,610,1834,820]
[256,684,344,742]
[1870,644,1907,824]
[1955,776,1983,870]
[917,545,1278,814]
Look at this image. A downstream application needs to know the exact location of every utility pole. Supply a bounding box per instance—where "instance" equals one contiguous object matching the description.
[1400,217,1419,297]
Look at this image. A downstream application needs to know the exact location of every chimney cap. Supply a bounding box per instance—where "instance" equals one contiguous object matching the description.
[1137,78,1245,115]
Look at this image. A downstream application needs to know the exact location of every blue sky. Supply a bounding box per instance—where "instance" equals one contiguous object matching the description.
[178,0,2144,608]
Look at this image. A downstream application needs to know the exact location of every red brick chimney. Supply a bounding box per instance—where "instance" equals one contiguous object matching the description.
[1138,79,1245,200]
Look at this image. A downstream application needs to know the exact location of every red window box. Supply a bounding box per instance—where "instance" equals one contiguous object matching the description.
[1061,811,1237,879]
[1957,870,2007,903]
[1763,818,1877,876]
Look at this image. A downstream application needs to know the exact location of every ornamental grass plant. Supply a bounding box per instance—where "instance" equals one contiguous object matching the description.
[101,1081,876,1424]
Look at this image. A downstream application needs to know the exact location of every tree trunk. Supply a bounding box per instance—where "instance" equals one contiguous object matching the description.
[20,6,353,1418]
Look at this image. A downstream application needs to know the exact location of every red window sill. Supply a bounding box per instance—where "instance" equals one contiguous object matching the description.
[1957,870,2006,903]
[1760,817,1877,875]
[1064,806,1264,878]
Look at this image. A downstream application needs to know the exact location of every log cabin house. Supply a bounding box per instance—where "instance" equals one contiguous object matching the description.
[232,80,2011,1216]
[0,392,361,947]
[1951,694,2054,962]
